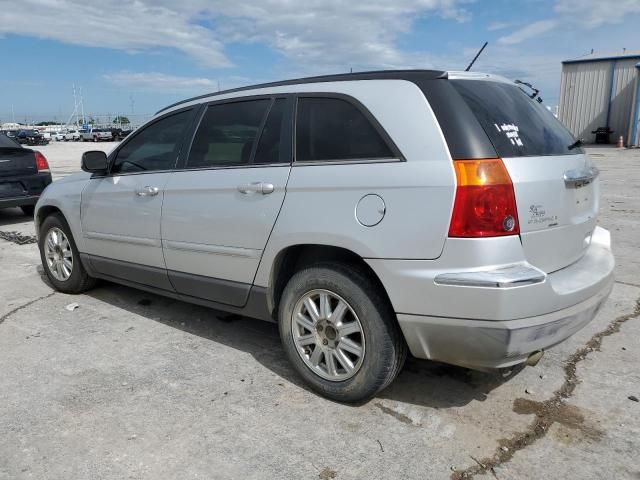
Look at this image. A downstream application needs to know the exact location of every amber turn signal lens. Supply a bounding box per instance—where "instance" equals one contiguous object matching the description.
[452,159,513,186]
[449,158,520,238]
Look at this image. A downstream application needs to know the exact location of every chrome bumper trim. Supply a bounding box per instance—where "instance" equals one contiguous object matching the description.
[434,262,546,288]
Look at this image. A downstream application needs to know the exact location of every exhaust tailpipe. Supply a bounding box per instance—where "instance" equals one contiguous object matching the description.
[526,350,544,367]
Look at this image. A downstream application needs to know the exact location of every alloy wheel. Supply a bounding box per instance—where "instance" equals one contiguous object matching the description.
[44,227,73,281]
[291,289,365,381]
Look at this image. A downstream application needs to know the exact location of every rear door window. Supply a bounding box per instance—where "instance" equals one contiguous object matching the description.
[451,80,582,157]
[187,99,271,168]
[295,97,393,162]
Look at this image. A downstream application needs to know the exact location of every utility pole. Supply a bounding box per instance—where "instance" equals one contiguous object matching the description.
[79,87,85,125]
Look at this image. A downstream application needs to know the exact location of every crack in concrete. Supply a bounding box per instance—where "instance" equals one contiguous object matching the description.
[451,296,640,480]
[0,292,56,326]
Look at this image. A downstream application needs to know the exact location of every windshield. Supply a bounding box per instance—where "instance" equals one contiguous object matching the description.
[451,79,582,157]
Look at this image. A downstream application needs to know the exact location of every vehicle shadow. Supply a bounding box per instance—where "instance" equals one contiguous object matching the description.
[0,208,33,228]
[60,277,523,409]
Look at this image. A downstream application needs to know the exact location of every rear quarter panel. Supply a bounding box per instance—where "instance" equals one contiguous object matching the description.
[253,80,455,287]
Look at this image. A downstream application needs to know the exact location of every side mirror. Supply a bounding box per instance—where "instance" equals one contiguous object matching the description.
[81,150,109,173]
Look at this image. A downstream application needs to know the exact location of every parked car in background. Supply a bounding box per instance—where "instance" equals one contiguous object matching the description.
[79,128,113,142]
[34,70,614,402]
[78,129,90,141]
[110,127,132,141]
[91,129,113,142]
[0,133,52,216]
[15,129,49,146]
[3,130,18,138]
[52,131,66,141]
[64,130,80,141]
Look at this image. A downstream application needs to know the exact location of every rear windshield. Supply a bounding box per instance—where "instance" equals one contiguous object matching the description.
[0,133,20,148]
[451,80,582,157]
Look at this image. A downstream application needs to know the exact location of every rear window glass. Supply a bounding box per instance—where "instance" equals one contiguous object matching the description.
[0,133,19,148]
[451,80,582,157]
[296,97,393,162]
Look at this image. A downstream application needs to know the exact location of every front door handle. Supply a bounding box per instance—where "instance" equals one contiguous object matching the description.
[135,186,160,196]
[237,182,275,195]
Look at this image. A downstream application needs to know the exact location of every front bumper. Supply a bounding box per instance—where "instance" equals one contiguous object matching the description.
[368,226,615,369]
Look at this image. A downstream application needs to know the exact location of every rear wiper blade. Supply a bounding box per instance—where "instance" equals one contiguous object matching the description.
[515,79,543,103]
[568,139,583,150]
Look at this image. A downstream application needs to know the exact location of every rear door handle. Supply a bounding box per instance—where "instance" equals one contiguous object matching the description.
[237,182,275,195]
[135,186,160,196]
[564,166,599,188]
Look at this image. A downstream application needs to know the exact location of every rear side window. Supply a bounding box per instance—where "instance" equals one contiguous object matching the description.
[112,110,192,174]
[187,99,270,168]
[296,97,393,162]
[451,80,582,157]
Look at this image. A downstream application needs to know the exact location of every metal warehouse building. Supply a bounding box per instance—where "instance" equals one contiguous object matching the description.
[558,52,640,146]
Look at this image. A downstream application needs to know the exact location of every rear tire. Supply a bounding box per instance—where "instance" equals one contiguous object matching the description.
[278,262,406,402]
[39,213,96,294]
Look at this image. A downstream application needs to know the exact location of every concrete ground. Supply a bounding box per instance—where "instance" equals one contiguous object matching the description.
[0,145,638,480]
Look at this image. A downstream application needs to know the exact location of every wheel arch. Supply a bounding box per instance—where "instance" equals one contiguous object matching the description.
[35,205,64,238]
[35,200,85,252]
[266,244,396,319]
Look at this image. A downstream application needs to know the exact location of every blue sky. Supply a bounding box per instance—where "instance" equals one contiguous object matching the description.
[1,0,639,123]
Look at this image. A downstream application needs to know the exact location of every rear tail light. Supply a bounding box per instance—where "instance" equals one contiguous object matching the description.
[449,158,520,237]
[34,151,50,172]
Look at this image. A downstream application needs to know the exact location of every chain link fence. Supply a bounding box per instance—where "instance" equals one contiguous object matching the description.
[1,113,154,132]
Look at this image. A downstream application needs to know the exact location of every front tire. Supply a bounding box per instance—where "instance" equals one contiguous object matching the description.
[278,262,406,402]
[39,213,96,294]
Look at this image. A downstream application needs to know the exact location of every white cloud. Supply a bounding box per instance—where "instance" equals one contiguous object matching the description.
[495,0,640,48]
[103,72,218,92]
[487,21,515,31]
[0,0,472,70]
[497,19,559,45]
[0,1,231,68]
[554,0,640,27]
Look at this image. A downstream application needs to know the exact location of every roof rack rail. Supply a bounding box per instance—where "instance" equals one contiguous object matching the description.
[155,69,448,115]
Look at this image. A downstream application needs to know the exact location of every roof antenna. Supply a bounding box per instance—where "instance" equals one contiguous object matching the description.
[465,41,488,72]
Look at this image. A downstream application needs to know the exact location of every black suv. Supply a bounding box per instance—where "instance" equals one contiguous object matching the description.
[16,129,49,146]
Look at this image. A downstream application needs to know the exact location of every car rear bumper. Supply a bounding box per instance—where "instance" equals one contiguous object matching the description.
[396,281,611,369]
[0,195,40,208]
[368,226,615,369]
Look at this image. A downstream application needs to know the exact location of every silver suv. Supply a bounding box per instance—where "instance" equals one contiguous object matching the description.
[35,70,614,402]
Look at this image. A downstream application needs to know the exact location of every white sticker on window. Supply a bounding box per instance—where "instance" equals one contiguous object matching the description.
[494,123,523,147]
